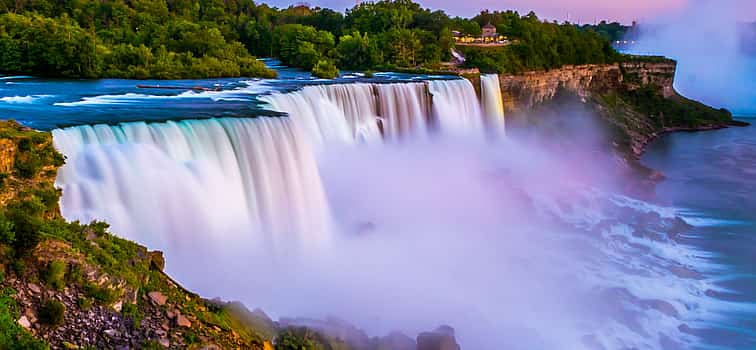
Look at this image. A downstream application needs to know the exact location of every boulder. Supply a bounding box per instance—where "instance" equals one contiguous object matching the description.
[148,251,165,271]
[148,291,167,306]
[176,314,192,328]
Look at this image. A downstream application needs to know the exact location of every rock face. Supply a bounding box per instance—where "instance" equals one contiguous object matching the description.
[495,62,675,114]
[466,60,733,158]
[0,138,15,173]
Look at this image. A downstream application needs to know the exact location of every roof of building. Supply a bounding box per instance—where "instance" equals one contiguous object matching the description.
[483,22,496,29]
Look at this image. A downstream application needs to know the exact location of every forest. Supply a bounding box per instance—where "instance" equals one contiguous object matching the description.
[0,0,623,79]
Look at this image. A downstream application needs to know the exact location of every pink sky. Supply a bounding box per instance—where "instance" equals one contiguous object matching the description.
[263,0,755,24]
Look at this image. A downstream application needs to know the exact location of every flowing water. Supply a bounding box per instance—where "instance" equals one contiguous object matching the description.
[2,64,754,349]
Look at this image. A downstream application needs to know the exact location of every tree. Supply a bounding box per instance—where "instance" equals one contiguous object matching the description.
[336,31,381,70]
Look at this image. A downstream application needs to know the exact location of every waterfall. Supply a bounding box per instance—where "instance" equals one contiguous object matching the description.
[262,79,500,143]
[428,79,484,135]
[374,83,431,140]
[53,117,332,251]
[480,74,506,135]
[259,84,382,148]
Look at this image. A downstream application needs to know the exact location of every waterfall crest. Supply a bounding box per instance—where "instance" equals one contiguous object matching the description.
[480,74,506,135]
[262,78,503,143]
[53,117,332,251]
[259,84,382,148]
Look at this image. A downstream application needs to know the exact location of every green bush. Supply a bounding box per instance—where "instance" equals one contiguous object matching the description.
[38,299,65,327]
[275,327,327,350]
[76,297,92,311]
[43,260,66,291]
[0,289,49,349]
[312,60,340,79]
[83,283,121,305]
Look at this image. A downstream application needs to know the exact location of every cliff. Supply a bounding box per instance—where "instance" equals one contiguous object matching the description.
[467,59,734,157]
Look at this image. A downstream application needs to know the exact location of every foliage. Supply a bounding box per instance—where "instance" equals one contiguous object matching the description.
[83,283,121,305]
[0,10,275,79]
[274,327,328,350]
[580,21,631,43]
[336,31,382,70]
[42,260,66,291]
[311,60,339,79]
[0,289,49,349]
[617,87,733,128]
[459,11,619,74]
[0,0,624,76]
[38,299,65,327]
[272,24,335,70]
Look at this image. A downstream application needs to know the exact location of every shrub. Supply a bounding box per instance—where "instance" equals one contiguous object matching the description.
[311,60,339,79]
[38,300,65,327]
[76,297,92,311]
[43,260,66,291]
[0,290,49,349]
[275,327,328,350]
[83,283,120,305]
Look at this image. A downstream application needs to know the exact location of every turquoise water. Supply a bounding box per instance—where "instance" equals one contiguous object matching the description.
[642,122,756,348]
[0,59,453,130]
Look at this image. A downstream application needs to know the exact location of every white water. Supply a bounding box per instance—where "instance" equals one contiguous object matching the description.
[261,78,504,143]
[259,83,382,148]
[53,118,332,253]
[50,76,722,349]
[480,74,506,136]
[428,79,484,136]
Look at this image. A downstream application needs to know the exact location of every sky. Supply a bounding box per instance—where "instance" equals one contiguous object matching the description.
[260,0,756,23]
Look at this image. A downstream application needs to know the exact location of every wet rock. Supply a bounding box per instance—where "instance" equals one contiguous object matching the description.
[148,291,167,306]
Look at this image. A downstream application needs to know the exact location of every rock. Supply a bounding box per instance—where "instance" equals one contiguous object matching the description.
[28,283,41,294]
[166,309,176,319]
[416,326,461,350]
[161,321,170,331]
[62,342,80,349]
[158,338,170,347]
[176,314,191,328]
[148,291,167,306]
[148,251,165,271]
[104,329,118,338]
[18,315,31,330]
[113,300,123,312]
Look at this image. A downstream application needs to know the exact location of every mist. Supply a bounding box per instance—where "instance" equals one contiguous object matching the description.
[627,0,756,115]
[53,98,722,349]
[139,121,707,349]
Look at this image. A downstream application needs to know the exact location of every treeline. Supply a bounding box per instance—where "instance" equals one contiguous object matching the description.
[0,0,621,79]
[458,10,620,74]
[0,1,277,78]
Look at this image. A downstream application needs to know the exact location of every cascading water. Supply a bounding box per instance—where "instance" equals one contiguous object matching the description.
[53,117,332,253]
[374,82,431,140]
[428,79,485,135]
[480,74,506,135]
[262,78,501,143]
[259,84,382,148]
[50,78,727,350]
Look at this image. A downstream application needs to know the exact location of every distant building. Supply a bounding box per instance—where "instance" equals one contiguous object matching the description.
[452,22,508,46]
[482,22,497,38]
